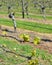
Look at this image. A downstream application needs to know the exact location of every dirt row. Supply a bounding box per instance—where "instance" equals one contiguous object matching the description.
[0,25,52,54]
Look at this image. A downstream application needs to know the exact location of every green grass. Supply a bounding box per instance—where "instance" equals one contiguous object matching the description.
[0,11,52,20]
[0,18,52,33]
[15,11,52,20]
[0,37,32,65]
[0,37,52,65]
[29,14,52,20]
[0,11,7,14]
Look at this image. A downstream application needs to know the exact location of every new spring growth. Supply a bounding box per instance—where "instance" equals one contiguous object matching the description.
[33,36,41,45]
[2,31,7,36]
[3,44,7,47]
[20,34,30,42]
[13,48,17,51]
[31,49,36,57]
[28,49,36,60]
[28,59,38,65]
